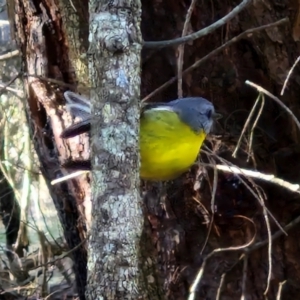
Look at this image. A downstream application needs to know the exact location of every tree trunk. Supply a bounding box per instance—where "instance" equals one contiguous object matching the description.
[8,0,90,298]
[85,0,160,299]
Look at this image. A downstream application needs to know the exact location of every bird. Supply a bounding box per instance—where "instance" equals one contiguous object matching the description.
[61,92,220,181]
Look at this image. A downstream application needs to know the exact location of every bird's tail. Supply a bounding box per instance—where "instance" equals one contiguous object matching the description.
[61,91,91,138]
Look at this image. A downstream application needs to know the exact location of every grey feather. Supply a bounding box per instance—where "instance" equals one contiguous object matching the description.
[63,93,216,136]
[64,91,91,119]
[145,97,215,134]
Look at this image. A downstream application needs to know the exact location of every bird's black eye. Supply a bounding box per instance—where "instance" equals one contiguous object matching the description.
[206,109,212,118]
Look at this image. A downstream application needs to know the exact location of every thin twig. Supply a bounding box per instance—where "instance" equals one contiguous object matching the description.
[232,93,262,157]
[0,73,20,95]
[142,18,288,102]
[217,253,246,300]
[264,201,272,295]
[240,254,248,300]
[0,82,24,97]
[211,146,274,294]
[200,159,218,254]
[201,163,300,193]
[30,236,89,270]
[24,73,76,88]
[202,150,288,235]
[281,56,300,95]
[250,214,300,252]
[216,273,226,300]
[177,0,197,98]
[247,94,265,162]
[143,0,252,48]
[188,216,256,300]
[245,80,300,133]
[0,50,19,61]
[276,280,287,300]
[51,170,89,185]
[252,185,272,296]
[192,196,210,226]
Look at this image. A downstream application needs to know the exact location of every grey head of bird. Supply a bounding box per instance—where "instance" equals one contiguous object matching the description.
[164,97,217,134]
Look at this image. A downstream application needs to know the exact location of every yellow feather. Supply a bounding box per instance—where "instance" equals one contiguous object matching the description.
[140,109,206,180]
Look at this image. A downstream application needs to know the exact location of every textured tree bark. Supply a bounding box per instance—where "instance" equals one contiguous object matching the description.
[8,0,90,298]
[0,9,24,257]
[86,0,157,299]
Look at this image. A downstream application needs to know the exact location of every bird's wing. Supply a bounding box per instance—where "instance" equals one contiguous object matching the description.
[141,102,176,114]
[64,91,91,119]
[61,91,91,139]
[61,119,91,139]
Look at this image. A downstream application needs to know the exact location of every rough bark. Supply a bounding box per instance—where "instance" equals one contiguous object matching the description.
[86,0,158,299]
[0,8,28,260]
[8,0,90,298]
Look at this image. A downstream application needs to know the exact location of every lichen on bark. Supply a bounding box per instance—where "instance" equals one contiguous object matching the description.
[86,0,153,299]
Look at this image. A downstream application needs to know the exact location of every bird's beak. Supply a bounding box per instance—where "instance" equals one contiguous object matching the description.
[212,112,222,120]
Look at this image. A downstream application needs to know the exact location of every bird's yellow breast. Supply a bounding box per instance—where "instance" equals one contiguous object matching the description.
[140,109,206,180]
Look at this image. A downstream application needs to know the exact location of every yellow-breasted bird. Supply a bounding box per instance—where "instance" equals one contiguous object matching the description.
[61,92,219,181]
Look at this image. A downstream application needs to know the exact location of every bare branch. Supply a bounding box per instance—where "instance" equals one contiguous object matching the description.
[143,0,252,48]
[249,214,300,252]
[202,163,300,193]
[142,18,288,102]
[0,73,20,95]
[0,83,24,97]
[216,273,226,300]
[24,73,76,88]
[188,216,256,300]
[281,56,300,95]
[232,93,262,158]
[247,94,265,162]
[276,280,287,300]
[245,80,300,133]
[0,50,19,61]
[51,171,89,185]
[204,149,289,237]
[240,254,249,300]
[177,0,197,98]
[200,157,218,254]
